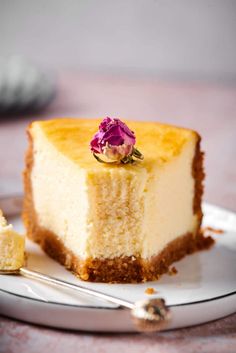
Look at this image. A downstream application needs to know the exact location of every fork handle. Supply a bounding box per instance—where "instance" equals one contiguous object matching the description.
[20,267,134,309]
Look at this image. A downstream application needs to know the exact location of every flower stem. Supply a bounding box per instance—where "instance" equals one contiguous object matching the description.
[132,148,144,160]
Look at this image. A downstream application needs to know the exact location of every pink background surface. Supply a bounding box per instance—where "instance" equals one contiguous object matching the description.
[1,314,236,353]
[0,72,236,352]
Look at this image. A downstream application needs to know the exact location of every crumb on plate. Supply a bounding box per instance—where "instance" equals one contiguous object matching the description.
[168,266,178,276]
[145,287,157,295]
[202,226,224,235]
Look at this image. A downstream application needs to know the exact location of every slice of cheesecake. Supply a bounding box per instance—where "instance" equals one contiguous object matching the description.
[0,210,25,270]
[23,118,213,282]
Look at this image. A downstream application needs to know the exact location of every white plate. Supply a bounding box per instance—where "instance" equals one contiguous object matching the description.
[0,195,235,332]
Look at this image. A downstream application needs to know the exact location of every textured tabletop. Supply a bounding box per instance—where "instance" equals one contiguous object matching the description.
[0,72,236,352]
[0,314,236,353]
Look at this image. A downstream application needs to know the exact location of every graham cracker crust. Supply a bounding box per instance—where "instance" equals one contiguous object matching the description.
[25,224,214,283]
[193,137,205,225]
[23,127,214,283]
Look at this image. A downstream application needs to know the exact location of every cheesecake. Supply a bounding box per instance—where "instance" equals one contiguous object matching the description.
[23,118,213,282]
[0,210,25,270]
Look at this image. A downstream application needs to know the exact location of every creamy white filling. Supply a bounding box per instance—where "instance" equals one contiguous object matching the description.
[31,125,197,260]
[31,125,90,259]
[141,138,198,258]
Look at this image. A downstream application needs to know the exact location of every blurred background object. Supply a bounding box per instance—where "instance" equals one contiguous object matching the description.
[0,0,236,211]
[0,56,55,114]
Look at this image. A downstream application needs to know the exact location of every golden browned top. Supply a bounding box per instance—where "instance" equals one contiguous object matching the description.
[30,118,199,170]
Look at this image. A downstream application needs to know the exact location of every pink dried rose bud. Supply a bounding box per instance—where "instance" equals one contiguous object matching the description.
[90,117,144,164]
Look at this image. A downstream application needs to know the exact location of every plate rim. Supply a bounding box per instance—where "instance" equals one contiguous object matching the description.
[0,193,236,312]
[0,286,235,311]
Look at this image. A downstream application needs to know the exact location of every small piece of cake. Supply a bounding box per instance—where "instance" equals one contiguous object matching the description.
[0,210,25,270]
[23,117,213,282]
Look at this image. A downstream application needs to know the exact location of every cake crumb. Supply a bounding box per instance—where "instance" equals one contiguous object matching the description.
[202,226,224,235]
[168,266,178,276]
[145,287,157,295]
[80,273,89,281]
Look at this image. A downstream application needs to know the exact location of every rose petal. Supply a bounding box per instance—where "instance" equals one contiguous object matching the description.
[90,132,103,153]
[99,117,113,132]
